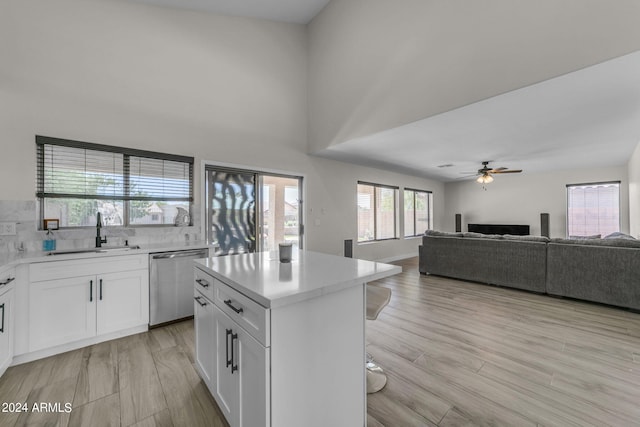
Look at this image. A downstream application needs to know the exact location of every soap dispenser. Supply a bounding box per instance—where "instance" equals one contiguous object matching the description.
[43,229,56,251]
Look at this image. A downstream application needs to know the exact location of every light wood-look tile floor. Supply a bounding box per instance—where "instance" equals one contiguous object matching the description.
[366,257,640,426]
[3,256,640,426]
[0,320,228,427]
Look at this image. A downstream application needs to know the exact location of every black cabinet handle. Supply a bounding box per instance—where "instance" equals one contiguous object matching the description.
[226,328,232,368]
[194,296,207,307]
[0,277,14,286]
[195,278,210,288]
[90,280,93,302]
[231,332,238,374]
[224,299,243,314]
[0,303,4,333]
[99,279,103,300]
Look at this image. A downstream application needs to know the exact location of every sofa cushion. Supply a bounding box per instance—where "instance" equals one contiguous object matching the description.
[552,237,640,249]
[463,232,503,239]
[604,232,636,240]
[425,230,463,237]
[502,234,550,242]
[568,234,601,239]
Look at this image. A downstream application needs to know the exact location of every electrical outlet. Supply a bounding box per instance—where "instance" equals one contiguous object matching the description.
[0,222,17,236]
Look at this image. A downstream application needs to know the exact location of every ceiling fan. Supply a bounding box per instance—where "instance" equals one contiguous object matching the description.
[466,161,523,184]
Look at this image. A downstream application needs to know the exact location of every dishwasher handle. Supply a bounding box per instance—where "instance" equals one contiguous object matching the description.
[151,249,208,259]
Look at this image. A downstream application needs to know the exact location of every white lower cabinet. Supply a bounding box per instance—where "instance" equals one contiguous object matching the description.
[96,270,149,335]
[0,286,14,376]
[213,305,269,427]
[194,287,269,427]
[213,304,238,423]
[28,255,149,352]
[232,309,269,427]
[194,290,215,385]
[29,275,97,350]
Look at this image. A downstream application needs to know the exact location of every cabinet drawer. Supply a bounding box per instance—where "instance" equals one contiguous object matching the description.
[194,267,217,301]
[214,279,270,347]
[30,254,148,282]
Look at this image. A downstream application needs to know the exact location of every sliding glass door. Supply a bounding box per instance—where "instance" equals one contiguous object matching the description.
[205,166,303,255]
[259,175,303,251]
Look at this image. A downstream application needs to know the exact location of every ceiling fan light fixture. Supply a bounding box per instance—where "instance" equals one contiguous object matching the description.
[477,174,493,184]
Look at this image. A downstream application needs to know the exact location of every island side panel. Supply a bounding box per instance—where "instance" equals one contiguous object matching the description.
[270,283,365,427]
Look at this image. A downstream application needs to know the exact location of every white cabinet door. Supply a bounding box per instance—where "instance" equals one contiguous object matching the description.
[213,305,239,425]
[212,305,269,427]
[236,322,269,427]
[29,275,96,351]
[97,269,149,336]
[0,288,14,373]
[194,291,215,387]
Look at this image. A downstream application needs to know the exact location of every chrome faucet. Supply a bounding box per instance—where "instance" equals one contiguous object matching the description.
[96,212,107,248]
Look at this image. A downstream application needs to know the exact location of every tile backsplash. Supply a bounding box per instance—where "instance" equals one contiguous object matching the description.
[0,200,203,253]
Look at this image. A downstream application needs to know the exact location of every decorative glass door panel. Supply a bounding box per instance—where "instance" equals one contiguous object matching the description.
[206,169,257,255]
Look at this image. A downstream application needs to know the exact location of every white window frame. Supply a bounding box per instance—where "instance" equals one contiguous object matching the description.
[403,188,433,238]
[566,181,620,237]
[357,181,399,243]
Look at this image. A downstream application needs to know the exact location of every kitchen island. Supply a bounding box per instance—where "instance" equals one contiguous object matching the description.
[193,250,401,427]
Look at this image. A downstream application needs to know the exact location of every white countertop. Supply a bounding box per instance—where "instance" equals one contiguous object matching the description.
[195,250,402,308]
[0,240,212,270]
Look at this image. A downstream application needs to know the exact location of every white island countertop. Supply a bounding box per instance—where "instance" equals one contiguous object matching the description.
[195,250,402,308]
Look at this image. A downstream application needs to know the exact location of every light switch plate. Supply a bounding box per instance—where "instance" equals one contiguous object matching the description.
[0,222,17,235]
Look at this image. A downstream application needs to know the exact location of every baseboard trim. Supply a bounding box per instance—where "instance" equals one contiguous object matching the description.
[11,324,148,366]
[376,253,416,263]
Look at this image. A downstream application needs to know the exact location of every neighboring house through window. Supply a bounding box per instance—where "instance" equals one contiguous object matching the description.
[566,181,620,237]
[36,135,194,228]
[357,182,398,242]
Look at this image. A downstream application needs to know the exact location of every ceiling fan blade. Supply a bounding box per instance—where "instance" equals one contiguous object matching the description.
[489,167,508,172]
[492,169,522,174]
[459,171,479,175]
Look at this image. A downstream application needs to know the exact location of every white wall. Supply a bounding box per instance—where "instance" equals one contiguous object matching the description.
[629,142,640,237]
[307,0,640,153]
[444,166,629,238]
[0,0,442,260]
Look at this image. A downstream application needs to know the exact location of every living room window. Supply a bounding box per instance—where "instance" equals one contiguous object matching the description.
[357,182,398,242]
[404,188,433,237]
[36,135,194,228]
[566,181,620,237]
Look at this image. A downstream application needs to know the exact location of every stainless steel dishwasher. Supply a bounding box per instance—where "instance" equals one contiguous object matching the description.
[149,248,209,327]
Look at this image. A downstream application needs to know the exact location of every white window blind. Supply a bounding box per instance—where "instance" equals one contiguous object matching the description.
[567,182,620,237]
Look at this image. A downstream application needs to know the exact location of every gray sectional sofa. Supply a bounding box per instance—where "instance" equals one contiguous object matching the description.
[419,230,640,310]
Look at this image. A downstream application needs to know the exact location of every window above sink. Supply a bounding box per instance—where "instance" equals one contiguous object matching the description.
[35,135,194,229]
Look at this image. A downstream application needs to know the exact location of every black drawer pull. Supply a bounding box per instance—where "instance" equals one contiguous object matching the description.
[90,280,93,302]
[0,277,14,286]
[0,303,4,333]
[194,296,207,307]
[99,279,103,300]
[195,278,210,288]
[231,332,238,374]
[226,328,232,368]
[224,299,243,314]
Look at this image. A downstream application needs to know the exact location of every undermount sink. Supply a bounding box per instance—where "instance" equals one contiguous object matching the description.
[47,245,141,256]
